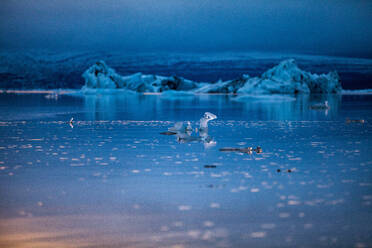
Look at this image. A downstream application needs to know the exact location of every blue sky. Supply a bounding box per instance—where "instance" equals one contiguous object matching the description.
[1,0,371,57]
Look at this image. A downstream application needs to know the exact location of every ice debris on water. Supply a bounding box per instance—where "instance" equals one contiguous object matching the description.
[82,59,342,94]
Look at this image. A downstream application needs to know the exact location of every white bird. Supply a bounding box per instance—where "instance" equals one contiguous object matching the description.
[199,112,217,130]
[68,117,74,128]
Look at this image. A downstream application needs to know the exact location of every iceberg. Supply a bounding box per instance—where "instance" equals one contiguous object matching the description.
[236,59,341,94]
[194,75,249,94]
[82,61,200,93]
[82,59,342,94]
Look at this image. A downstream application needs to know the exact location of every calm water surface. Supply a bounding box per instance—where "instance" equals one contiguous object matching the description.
[0,93,371,248]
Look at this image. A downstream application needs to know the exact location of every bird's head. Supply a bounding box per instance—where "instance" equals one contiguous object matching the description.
[203,112,217,121]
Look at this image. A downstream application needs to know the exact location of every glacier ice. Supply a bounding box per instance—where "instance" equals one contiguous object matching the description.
[82,59,342,94]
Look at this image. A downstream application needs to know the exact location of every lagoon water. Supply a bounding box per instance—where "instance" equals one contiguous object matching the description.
[0,93,371,248]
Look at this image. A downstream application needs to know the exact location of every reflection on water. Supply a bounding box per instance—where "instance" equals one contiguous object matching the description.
[0,93,371,248]
[82,93,343,121]
[1,214,227,248]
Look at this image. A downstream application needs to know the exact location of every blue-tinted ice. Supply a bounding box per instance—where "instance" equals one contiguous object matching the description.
[0,93,371,248]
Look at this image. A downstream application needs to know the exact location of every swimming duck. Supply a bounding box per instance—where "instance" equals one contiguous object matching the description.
[254,146,263,153]
[346,118,365,124]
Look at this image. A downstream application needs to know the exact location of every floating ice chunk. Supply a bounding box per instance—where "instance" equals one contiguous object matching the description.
[178,205,192,211]
[288,200,301,205]
[279,212,290,218]
[250,232,266,238]
[203,221,214,227]
[210,202,220,208]
[261,223,276,229]
[188,230,201,239]
[160,226,169,232]
[173,221,183,227]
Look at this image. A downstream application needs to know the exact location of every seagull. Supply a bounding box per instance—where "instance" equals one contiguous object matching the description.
[199,112,217,130]
[68,117,74,128]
